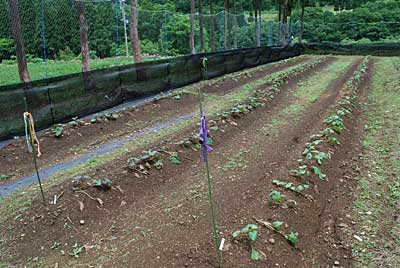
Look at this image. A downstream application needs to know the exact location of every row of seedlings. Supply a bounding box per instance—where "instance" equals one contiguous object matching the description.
[259,56,370,259]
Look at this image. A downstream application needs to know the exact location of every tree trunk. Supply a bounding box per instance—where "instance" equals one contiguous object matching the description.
[199,0,205,53]
[298,0,305,43]
[210,0,215,52]
[233,0,237,49]
[130,0,142,63]
[76,0,91,72]
[9,0,30,83]
[190,0,195,54]
[281,0,288,46]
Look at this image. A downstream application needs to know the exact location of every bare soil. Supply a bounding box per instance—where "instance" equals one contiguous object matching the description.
[0,56,374,268]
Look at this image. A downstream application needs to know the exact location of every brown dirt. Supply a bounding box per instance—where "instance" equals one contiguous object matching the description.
[0,56,312,185]
[202,55,312,95]
[0,56,373,268]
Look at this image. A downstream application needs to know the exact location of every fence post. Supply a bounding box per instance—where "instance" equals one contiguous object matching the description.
[115,0,119,45]
[41,0,48,79]
[121,0,129,57]
[268,21,273,46]
[163,7,168,54]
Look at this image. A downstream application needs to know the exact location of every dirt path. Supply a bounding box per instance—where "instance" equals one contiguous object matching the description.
[0,56,312,186]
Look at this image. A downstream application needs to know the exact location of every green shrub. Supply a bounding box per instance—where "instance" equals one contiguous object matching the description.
[58,47,76,61]
[0,38,15,62]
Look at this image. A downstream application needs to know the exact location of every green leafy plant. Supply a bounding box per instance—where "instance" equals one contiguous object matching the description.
[51,242,61,250]
[256,219,300,248]
[315,151,331,165]
[92,178,112,191]
[376,147,389,154]
[127,150,162,171]
[154,159,164,170]
[336,107,352,116]
[311,166,326,180]
[269,190,284,203]
[290,165,311,178]
[324,115,345,133]
[248,97,263,108]
[327,137,340,145]
[0,174,9,181]
[217,111,229,119]
[70,243,84,258]
[309,96,318,103]
[105,113,121,120]
[320,127,335,136]
[338,99,352,106]
[389,182,400,203]
[310,133,323,140]
[285,232,299,246]
[232,224,260,261]
[272,180,310,193]
[169,152,181,164]
[69,117,85,127]
[271,221,284,230]
[51,125,64,138]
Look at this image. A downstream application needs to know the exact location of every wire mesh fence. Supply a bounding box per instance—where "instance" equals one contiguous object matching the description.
[0,0,299,85]
[0,44,303,140]
[3,1,398,86]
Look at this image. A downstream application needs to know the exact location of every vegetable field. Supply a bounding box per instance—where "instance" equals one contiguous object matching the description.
[0,55,399,268]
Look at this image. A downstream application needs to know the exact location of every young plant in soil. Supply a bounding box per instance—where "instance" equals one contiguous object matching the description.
[92,178,112,191]
[290,165,311,179]
[269,190,285,204]
[232,224,261,261]
[104,113,121,121]
[169,152,181,164]
[51,124,64,138]
[70,242,84,258]
[127,149,163,173]
[69,117,85,127]
[272,180,310,193]
[311,166,327,180]
[255,219,300,248]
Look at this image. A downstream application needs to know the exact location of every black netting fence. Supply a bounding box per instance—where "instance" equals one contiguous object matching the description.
[0,0,300,85]
[304,42,400,56]
[0,44,303,141]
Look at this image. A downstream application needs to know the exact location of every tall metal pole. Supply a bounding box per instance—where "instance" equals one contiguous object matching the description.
[121,0,129,57]
[41,0,48,78]
[115,0,119,46]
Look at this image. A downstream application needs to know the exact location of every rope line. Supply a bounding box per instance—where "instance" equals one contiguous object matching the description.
[23,112,46,205]
[23,112,42,157]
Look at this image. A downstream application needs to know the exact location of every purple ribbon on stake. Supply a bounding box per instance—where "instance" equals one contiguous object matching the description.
[199,115,213,162]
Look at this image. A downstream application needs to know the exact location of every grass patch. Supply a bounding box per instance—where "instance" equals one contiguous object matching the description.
[0,56,167,86]
[352,57,400,268]
[259,57,354,137]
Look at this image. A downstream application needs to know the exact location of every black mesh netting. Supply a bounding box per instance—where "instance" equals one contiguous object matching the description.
[304,43,400,56]
[0,45,303,140]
